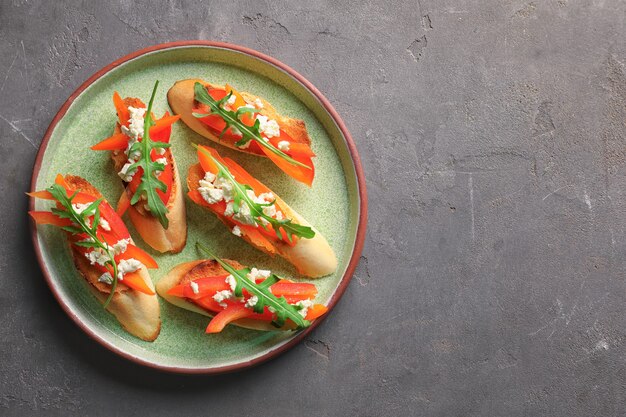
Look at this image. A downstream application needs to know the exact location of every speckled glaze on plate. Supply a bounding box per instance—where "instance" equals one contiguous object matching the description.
[30,41,367,374]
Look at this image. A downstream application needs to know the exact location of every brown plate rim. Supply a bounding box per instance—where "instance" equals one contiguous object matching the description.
[29,40,368,375]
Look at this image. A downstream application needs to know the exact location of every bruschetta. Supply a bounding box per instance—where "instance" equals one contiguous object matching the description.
[156,245,327,333]
[187,145,337,278]
[168,79,316,186]
[91,81,187,253]
[29,174,161,341]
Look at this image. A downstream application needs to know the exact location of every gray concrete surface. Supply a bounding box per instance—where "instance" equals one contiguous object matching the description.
[1,0,625,415]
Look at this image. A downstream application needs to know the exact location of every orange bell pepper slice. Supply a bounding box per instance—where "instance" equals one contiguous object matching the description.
[149,112,180,142]
[90,133,128,151]
[260,146,315,186]
[115,244,158,269]
[112,92,130,126]
[119,271,154,295]
[305,304,328,321]
[116,191,130,216]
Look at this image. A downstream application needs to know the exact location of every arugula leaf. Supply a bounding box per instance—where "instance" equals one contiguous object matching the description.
[126,81,171,228]
[196,242,311,329]
[192,82,310,170]
[196,145,315,242]
[47,184,119,307]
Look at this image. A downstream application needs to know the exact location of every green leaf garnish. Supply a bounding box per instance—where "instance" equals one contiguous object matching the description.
[196,243,311,329]
[195,145,315,242]
[192,82,310,170]
[47,184,119,308]
[126,81,171,228]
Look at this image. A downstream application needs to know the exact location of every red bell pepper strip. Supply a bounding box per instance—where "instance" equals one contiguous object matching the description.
[29,211,72,227]
[166,276,230,299]
[270,282,317,300]
[205,304,254,333]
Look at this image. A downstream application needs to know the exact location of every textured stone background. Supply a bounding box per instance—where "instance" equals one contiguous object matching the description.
[1,0,625,416]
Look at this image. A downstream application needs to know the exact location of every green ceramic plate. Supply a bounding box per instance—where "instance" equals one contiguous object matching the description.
[30,42,367,373]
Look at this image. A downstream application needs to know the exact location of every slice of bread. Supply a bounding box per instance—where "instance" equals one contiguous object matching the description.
[64,175,161,341]
[167,79,311,155]
[156,259,294,331]
[187,163,337,278]
[110,98,187,253]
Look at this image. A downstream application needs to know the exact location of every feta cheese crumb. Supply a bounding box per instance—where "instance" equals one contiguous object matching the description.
[253,98,264,109]
[230,126,242,137]
[99,218,111,231]
[156,147,166,155]
[245,295,259,308]
[98,272,113,285]
[255,115,280,138]
[189,281,199,294]
[225,275,237,292]
[155,157,167,166]
[112,238,131,255]
[118,162,137,182]
[117,258,143,280]
[126,106,146,140]
[295,299,314,318]
[247,267,271,283]
[232,225,242,236]
[213,289,233,307]
[72,203,91,214]
[277,140,290,151]
[85,249,110,266]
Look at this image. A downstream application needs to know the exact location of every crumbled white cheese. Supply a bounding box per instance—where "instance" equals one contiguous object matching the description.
[117,258,143,280]
[245,295,259,308]
[225,275,237,292]
[155,157,167,166]
[230,126,242,137]
[112,238,130,255]
[255,115,281,138]
[232,201,256,225]
[199,187,224,205]
[232,225,242,236]
[99,218,111,231]
[213,289,233,307]
[253,98,264,109]
[156,147,166,155]
[118,162,137,182]
[72,203,91,214]
[85,249,110,266]
[224,95,236,110]
[189,281,199,294]
[98,272,113,285]
[126,106,146,140]
[295,299,314,317]
[203,171,217,183]
[247,267,271,283]
[277,140,290,151]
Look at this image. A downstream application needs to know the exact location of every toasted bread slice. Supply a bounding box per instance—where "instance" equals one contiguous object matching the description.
[157,259,293,331]
[110,98,187,253]
[167,79,311,155]
[187,163,337,277]
[64,175,161,341]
